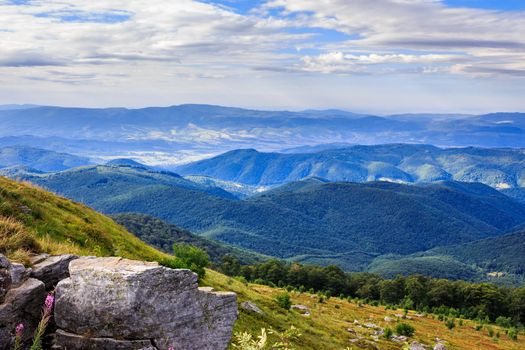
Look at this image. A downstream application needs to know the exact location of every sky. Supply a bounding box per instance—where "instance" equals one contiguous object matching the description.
[0,0,524,114]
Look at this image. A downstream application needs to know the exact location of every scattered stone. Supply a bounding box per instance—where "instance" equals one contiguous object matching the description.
[363,323,379,329]
[19,205,32,214]
[240,301,264,315]
[410,341,426,350]
[30,254,50,265]
[384,316,393,322]
[391,335,407,342]
[415,313,425,317]
[291,304,310,314]
[53,257,237,350]
[31,254,78,290]
[354,319,360,324]
[9,263,31,288]
[303,311,311,317]
[374,329,384,336]
[433,344,447,350]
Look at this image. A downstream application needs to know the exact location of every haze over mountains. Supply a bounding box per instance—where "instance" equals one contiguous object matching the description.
[1,104,525,284]
[1,104,524,165]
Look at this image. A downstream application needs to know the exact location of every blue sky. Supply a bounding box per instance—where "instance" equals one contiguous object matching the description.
[0,0,524,114]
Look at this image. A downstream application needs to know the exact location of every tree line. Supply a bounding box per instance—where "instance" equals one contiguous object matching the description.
[220,256,525,326]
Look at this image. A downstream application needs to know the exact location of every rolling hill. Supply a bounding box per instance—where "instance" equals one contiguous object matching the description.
[9,163,525,271]
[426,227,525,276]
[1,176,521,349]
[0,146,91,172]
[112,213,266,265]
[175,144,525,190]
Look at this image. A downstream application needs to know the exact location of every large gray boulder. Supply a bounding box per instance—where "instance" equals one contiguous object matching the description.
[54,257,237,350]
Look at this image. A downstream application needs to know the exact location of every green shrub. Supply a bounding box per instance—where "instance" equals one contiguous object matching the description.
[508,328,518,341]
[172,243,209,279]
[384,327,393,339]
[445,319,455,330]
[495,316,512,328]
[275,292,292,310]
[395,323,415,337]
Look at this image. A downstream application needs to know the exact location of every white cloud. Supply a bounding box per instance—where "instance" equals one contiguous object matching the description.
[0,0,524,112]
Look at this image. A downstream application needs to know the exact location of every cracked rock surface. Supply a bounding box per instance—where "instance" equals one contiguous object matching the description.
[54,257,237,350]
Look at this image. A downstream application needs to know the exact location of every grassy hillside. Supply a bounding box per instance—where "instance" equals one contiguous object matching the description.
[0,176,173,265]
[205,270,524,350]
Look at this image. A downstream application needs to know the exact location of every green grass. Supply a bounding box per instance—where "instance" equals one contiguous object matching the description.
[0,176,174,265]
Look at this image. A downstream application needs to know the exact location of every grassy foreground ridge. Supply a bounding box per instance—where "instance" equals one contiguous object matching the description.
[0,176,172,264]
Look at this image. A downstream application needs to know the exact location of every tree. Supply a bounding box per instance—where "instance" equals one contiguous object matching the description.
[172,243,209,279]
[275,292,292,310]
[221,255,241,276]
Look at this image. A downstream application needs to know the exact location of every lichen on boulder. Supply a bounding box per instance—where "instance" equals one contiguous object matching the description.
[53,257,237,350]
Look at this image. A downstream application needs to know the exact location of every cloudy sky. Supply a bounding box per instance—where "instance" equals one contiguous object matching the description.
[1,0,524,113]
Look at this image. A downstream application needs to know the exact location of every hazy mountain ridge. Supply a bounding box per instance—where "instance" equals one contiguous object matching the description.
[0,145,92,172]
[1,105,524,165]
[176,144,525,190]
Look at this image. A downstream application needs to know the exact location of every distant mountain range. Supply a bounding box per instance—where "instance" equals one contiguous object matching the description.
[0,104,524,165]
[175,145,525,194]
[5,162,525,283]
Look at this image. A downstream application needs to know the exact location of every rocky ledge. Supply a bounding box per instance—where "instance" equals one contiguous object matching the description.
[0,254,237,350]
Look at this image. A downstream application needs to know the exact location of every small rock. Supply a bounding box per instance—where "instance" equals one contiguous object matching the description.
[347,328,357,334]
[433,344,447,350]
[31,254,78,290]
[30,254,50,265]
[9,263,31,288]
[415,313,425,317]
[354,319,360,324]
[303,311,311,317]
[391,335,407,342]
[410,341,426,350]
[374,329,384,336]
[363,323,379,329]
[384,316,393,322]
[19,205,32,214]
[240,301,264,315]
[291,304,310,314]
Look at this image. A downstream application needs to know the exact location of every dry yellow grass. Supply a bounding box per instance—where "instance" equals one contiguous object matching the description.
[205,270,525,350]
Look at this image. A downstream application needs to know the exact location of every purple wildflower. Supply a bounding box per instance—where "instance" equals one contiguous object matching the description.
[15,323,24,336]
[168,346,174,350]
[44,294,54,313]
